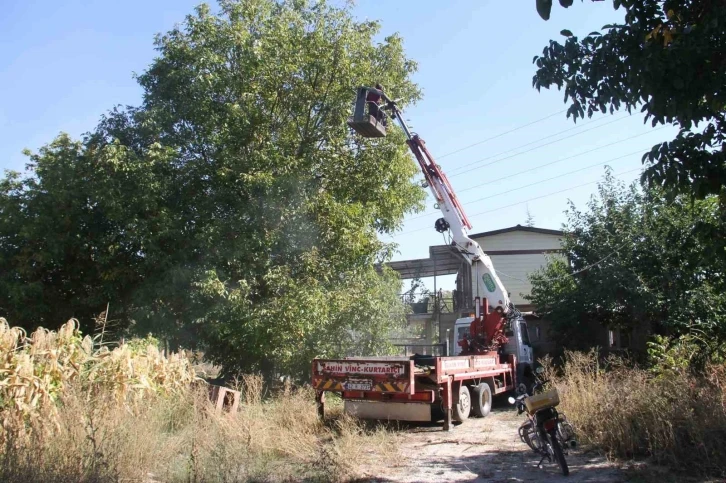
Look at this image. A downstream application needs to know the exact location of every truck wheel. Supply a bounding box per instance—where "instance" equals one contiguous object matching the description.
[453,385,471,422]
[472,383,492,418]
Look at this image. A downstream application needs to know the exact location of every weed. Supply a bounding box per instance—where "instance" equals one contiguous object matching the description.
[547,350,726,477]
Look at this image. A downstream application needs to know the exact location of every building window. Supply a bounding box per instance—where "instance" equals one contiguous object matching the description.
[520,322,531,346]
[608,329,631,349]
[621,330,631,348]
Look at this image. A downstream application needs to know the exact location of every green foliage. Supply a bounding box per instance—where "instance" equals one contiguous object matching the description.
[196,266,408,378]
[535,0,577,21]
[0,0,424,378]
[646,333,698,374]
[527,168,726,354]
[533,0,726,199]
[647,333,726,375]
[527,256,584,348]
[126,334,162,353]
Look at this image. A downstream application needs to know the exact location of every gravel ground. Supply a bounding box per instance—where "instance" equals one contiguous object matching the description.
[356,402,625,483]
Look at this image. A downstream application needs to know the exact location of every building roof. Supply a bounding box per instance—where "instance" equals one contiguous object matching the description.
[382,225,564,279]
[383,245,464,279]
[469,224,563,238]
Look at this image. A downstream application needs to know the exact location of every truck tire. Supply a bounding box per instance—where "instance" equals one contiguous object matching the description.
[453,385,471,422]
[472,383,492,418]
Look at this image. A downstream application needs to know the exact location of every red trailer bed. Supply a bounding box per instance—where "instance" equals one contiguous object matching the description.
[312,353,517,430]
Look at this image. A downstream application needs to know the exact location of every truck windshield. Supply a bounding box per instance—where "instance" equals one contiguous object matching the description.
[457,325,470,342]
[519,322,531,346]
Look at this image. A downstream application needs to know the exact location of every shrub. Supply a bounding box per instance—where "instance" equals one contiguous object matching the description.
[647,333,726,375]
[548,350,726,477]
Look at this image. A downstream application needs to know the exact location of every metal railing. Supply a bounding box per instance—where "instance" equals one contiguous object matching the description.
[399,290,456,315]
[393,342,448,357]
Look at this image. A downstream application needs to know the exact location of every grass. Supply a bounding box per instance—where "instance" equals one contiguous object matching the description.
[543,350,726,478]
[9,319,726,480]
[0,319,397,482]
[1,382,396,482]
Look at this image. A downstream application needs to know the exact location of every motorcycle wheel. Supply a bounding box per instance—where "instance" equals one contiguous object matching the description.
[559,418,576,442]
[520,421,538,451]
[558,421,576,450]
[549,432,569,476]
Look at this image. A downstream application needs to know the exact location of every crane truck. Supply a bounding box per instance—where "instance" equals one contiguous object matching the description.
[312,86,534,430]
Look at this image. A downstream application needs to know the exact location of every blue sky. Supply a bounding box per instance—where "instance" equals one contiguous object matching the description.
[0,1,676,292]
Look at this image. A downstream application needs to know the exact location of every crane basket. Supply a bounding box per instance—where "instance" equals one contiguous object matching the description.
[347,86,387,138]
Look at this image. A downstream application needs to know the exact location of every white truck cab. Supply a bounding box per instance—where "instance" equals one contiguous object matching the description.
[453,315,534,383]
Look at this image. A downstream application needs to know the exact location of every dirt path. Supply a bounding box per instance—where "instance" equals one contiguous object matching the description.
[358,404,625,483]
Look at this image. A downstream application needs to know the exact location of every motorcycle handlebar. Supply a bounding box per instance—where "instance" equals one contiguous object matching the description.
[510,374,552,414]
[531,378,550,393]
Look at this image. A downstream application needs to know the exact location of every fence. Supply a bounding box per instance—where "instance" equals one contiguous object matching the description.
[392,342,448,357]
[399,290,456,315]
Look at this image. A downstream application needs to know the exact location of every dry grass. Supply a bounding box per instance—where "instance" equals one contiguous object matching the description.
[1,382,396,482]
[0,320,397,482]
[545,350,726,477]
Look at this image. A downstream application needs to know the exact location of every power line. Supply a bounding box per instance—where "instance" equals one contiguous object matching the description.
[396,166,643,236]
[496,271,533,284]
[454,150,644,209]
[445,112,627,176]
[408,149,643,222]
[454,125,666,193]
[435,109,567,160]
[408,126,667,221]
[466,166,641,219]
[448,114,629,178]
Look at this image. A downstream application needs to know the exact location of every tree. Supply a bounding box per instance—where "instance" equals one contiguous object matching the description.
[0,135,152,329]
[535,0,593,21]
[525,205,536,227]
[535,0,579,21]
[527,168,726,353]
[533,0,726,199]
[0,0,425,378]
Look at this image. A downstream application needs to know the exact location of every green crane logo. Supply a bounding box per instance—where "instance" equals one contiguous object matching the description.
[482,273,496,293]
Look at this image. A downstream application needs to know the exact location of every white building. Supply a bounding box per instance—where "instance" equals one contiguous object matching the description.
[386,225,564,355]
[469,225,564,310]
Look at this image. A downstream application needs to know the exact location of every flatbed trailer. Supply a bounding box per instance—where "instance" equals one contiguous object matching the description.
[312,352,518,430]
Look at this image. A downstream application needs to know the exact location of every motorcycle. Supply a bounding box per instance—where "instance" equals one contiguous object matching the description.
[508,366,576,476]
